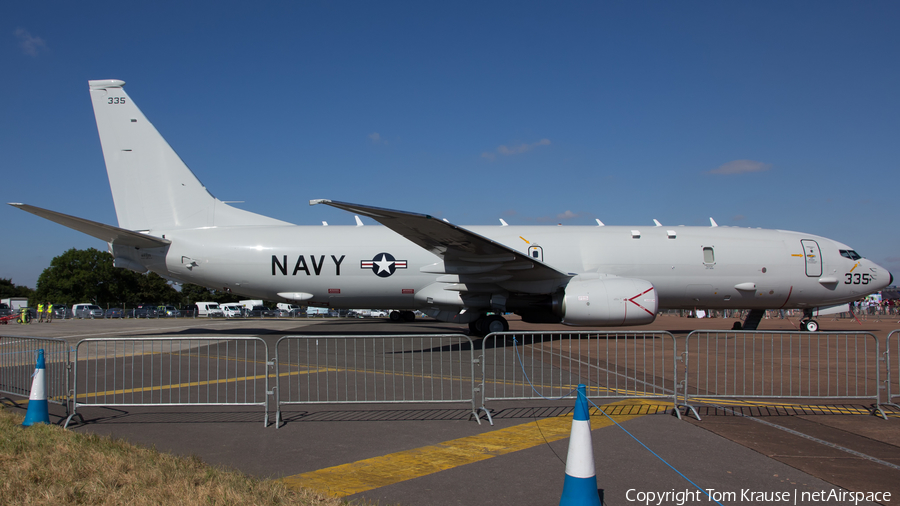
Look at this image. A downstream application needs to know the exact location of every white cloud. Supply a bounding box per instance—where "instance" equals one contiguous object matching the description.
[15,28,47,57]
[557,210,578,220]
[368,132,381,143]
[482,138,550,160]
[708,159,772,175]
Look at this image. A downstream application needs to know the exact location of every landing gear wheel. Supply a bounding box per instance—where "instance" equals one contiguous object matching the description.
[731,322,743,331]
[389,311,401,322]
[468,320,481,335]
[802,319,819,332]
[401,310,416,322]
[482,314,509,335]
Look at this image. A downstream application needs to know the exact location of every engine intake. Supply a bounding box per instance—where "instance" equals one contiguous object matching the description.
[556,276,658,326]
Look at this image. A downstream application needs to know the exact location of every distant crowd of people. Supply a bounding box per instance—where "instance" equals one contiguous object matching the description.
[851,298,899,316]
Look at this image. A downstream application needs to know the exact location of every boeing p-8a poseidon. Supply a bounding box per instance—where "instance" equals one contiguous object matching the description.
[10,80,893,334]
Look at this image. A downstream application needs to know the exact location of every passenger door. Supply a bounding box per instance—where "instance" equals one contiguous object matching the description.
[801,239,822,277]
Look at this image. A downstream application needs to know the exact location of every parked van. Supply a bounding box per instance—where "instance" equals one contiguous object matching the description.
[221,304,244,317]
[239,300,263,311]
[195,302,224,317]
[72,303,104,319]
[306,307,330,316]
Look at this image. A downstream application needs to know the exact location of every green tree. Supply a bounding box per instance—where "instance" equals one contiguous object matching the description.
[33,248,179,308]
[0,278,34,302]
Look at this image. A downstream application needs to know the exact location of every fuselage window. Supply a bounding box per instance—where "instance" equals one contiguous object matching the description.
[840,250,861,260]
[703,246,715,264]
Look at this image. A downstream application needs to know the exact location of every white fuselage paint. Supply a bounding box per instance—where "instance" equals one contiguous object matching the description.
[140,223,888,311]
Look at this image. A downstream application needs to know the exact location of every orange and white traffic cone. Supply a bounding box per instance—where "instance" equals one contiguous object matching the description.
[22,349,50,427]
[559,384,601,506]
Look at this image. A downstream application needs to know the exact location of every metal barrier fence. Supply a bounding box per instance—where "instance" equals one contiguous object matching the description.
[681,331,883,417]
[7,329,898,429]
[275,334,478,427]
[885,330,900,413]
[65,337,270,428]
[0,335,71,412]
[478,331,679,424]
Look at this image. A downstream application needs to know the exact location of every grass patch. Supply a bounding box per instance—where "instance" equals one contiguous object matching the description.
[0,405,346,505]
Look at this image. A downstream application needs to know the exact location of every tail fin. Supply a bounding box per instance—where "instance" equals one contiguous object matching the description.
[88,79,288,231]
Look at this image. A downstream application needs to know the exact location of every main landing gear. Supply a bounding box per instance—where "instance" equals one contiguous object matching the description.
[389,310,417,322]
[468,314,509,336]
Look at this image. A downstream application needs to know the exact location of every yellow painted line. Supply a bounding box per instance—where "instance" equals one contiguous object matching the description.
[850,262,860,273]
[687,398,885,415]
[76,363,467,400]
[77,350,270,367]
[280,399,661,497]
[791,254,803,257]
[74,367,343,400]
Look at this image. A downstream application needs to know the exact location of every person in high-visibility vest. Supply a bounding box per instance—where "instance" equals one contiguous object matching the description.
[37,303,44,323]
[46,303,53,323]
[17,307,30,324]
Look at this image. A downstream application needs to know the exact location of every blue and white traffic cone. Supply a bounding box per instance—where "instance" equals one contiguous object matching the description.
[559,384,601,506]
[22,349,50,427]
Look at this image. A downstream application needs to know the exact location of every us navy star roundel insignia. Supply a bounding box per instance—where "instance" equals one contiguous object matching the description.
[360,253,407,278]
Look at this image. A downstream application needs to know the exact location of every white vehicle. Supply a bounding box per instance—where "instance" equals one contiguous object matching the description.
[306,307,329,316]
[195,302,224,318]
[276,303,300,312]
[221,304,244,317]
[239,300,263,311]
[72,303,104,319]
[1,298,28,311]
[11,80,893,336]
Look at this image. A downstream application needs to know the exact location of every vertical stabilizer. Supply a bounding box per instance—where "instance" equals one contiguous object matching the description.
[88,79,288,231]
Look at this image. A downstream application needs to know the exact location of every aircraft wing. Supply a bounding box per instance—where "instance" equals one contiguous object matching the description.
[311,199,572,292]
[9,203,170,249]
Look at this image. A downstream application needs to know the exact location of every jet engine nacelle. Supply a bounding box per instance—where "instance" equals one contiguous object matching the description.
[557,276,658,326]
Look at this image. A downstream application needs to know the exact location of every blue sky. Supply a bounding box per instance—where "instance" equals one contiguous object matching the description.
[2,2,898,288]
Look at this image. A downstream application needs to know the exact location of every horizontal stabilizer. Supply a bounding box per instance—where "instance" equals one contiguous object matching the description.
[9,203,170,249]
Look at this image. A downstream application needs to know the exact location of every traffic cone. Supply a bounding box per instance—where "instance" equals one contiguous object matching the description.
[22,349,50,427]
[559,384,601,506]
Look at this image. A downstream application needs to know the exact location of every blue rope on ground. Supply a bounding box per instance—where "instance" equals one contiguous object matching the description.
[512,337,725,506]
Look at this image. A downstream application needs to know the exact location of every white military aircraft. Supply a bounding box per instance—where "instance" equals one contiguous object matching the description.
[10,80,893,334]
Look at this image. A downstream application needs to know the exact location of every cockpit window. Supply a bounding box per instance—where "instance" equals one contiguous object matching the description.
[840,250,861,260]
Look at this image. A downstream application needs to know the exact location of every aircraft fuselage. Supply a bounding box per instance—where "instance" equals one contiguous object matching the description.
[141,223,887,311]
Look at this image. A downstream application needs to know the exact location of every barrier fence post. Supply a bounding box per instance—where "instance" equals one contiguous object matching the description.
[681,330,884,418]
[274,334,477,428]
[0,335,71,418]
[64,337,269,428]
[884,330,900,414]
[478,331,679,425]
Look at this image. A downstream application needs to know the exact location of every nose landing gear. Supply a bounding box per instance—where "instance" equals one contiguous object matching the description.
[799,319,819,332]
[799,309,819,332]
